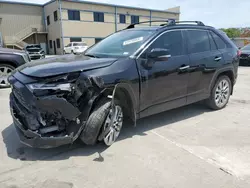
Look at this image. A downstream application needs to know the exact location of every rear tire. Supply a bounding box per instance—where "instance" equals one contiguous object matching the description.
[206,75,231,110]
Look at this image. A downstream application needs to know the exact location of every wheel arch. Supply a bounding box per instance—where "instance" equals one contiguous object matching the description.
[0,60,18,68]
[209,67,235,95]
[92,83,138,125]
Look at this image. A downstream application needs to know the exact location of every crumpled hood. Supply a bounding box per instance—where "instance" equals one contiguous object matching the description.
[17,54,117,78]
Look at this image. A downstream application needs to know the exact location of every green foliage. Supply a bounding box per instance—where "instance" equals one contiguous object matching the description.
[220,28,241,38]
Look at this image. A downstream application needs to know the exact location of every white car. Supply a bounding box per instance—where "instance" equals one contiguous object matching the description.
[64,42,88,54]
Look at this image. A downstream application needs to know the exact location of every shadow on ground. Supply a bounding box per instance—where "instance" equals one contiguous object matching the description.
[2,103,210,162]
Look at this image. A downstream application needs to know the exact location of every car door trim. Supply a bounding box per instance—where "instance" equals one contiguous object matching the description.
[133,28,211,59]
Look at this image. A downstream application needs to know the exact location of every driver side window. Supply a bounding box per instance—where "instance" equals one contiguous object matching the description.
[146,30,184,57]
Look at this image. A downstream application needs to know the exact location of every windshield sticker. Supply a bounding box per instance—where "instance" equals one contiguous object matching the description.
[123,37,143,46]
[123,52,129,55]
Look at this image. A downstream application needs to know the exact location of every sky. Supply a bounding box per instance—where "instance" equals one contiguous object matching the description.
[3,0,250,28]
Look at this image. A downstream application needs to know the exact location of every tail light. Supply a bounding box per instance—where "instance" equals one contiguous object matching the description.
[237,50,241,57]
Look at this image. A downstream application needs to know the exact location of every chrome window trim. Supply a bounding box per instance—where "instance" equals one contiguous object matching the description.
[133,28,211,59]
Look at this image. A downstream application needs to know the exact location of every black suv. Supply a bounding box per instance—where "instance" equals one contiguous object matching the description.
[9,20,239,148]
[0,47,30,88]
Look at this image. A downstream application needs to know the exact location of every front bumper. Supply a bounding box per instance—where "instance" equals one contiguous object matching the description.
[74,48,87,54]
[29,54,45,60]
[10,94,74,148]
[240,58,250,65]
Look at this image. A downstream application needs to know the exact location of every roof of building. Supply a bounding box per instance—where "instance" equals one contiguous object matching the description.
[0,0,43,6]
[0,0,180,14]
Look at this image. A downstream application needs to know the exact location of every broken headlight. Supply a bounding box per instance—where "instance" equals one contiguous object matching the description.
[26,73,80,96]
[27,83,72,92]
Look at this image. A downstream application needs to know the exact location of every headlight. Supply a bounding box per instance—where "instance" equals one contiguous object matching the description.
[27,83,72,92]
[26,72,80,94]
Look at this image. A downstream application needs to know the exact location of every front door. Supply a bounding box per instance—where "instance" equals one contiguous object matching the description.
[138,30,190,118]
[185,29,226,104]
[53,40,56,55]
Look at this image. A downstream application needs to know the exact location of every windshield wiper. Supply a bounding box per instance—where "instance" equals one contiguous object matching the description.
[84,53,99,58]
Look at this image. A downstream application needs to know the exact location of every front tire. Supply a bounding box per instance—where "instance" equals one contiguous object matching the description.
[206,75,231,110]
[80,99,123,146]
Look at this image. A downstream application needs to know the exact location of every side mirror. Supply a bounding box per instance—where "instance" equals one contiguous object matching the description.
[148,48,171,61]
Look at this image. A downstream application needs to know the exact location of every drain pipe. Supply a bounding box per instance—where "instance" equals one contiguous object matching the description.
[59,0,64,54]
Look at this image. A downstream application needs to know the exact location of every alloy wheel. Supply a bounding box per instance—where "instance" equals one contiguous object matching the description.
[214,79,230,108]
[0,65,14,87]
[103,105,123,146]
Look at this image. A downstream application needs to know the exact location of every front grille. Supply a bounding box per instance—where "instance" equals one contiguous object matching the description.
[12,86,32,110]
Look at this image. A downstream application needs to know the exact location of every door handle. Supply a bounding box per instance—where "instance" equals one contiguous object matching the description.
[214,57,222,61]
[179,65,190,71]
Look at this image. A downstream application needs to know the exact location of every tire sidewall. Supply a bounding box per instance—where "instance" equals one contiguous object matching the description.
[0,64,15,88]
[211,76,232,109]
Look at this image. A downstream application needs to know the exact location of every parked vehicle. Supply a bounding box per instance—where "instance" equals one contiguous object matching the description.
[64,42,88,54]
[24,44,45,60]
[0,47,30,88]
[239,44,250,65]
[9,20,239,148]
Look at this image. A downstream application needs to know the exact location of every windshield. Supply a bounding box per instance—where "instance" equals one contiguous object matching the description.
[85,30,154,57]
[242,44,250,51]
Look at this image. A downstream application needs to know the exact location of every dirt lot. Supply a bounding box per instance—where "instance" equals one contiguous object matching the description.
[1,67,250,188]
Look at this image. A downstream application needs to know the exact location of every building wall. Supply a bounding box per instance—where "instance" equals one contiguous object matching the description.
[0,2,44,45]
[44,0,62,55]
[60,0,180,50]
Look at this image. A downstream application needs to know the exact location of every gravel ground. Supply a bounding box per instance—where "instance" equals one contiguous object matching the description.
[0,67,250,188]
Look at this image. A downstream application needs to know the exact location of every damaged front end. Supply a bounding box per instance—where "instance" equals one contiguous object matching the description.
[9,72,105,148]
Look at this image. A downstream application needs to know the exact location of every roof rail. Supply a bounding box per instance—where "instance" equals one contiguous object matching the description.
[172,21,205,26]
[126,20,205,29]
[126,19,173,29]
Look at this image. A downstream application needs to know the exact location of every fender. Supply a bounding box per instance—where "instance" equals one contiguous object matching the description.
[208,65,235,93]
[0,54,21,67]
[110,83,138,126]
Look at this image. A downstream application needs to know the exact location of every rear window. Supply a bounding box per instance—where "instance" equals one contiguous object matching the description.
[187,30,210,53]
[73,43,87,46]
[210,31,227,49]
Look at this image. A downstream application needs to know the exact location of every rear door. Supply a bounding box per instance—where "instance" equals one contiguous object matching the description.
[185,29,225,104]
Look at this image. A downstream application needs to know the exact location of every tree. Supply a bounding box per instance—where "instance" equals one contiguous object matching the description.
[220,28,241,38]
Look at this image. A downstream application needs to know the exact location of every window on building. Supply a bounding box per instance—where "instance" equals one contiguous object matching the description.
[47,15,50,25]
[94,12,104,22]
[95,38,103,44]
[49,40,52,48]
[68,10,80,21]
[119,14,126,24]
[187,30,210,53]
[56,38,61,48]
[131,15,139,24]
[70,38,82,42]
[148,30,184,56]
[210,31,227,49]
[54,10,58,21]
